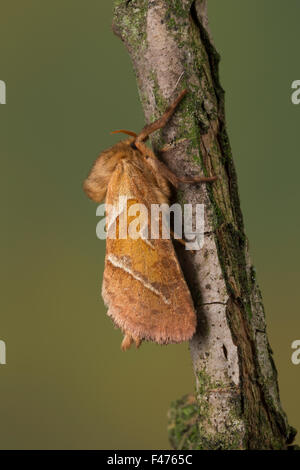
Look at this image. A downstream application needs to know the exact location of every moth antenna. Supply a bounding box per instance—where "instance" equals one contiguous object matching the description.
[111,130,137,138]
[135,89,188,143]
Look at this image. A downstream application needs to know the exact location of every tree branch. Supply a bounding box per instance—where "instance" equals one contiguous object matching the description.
[112,0,296,449]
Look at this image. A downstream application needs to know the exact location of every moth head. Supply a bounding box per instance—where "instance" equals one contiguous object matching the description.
[83,138,136,203]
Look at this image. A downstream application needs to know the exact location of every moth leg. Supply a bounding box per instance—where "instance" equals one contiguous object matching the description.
[135,89,187,143]
[121,333,142,351]
[135,141,179,187]
[170,230,196,254]
[134,337,142,349]
[170,230,187,248]
[160,139,188,153]
[136,140,217,188]
[121,334,133,351]
[176,175,218,184]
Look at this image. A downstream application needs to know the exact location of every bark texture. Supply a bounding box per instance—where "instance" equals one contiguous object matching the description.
[112,0,296,449]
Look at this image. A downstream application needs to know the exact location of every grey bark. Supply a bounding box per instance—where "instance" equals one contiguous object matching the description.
[112,0,296,449]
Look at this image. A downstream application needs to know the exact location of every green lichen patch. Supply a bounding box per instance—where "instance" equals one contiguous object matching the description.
[168,374,245,450]
[113,0,148,51]
[168,394,199,450]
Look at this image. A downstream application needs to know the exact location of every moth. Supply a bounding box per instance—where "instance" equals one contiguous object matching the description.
[83,89,216,351]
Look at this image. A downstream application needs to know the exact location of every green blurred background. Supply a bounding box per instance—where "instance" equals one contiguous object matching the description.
[0,0,299,449]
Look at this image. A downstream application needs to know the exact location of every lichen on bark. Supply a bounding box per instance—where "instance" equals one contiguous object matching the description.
[112,0,296,449]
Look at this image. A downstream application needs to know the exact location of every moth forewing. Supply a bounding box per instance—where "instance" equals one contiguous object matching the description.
[102,158,196,349]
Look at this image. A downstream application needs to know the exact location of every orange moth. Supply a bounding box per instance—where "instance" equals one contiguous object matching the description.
[83,90,216,351]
